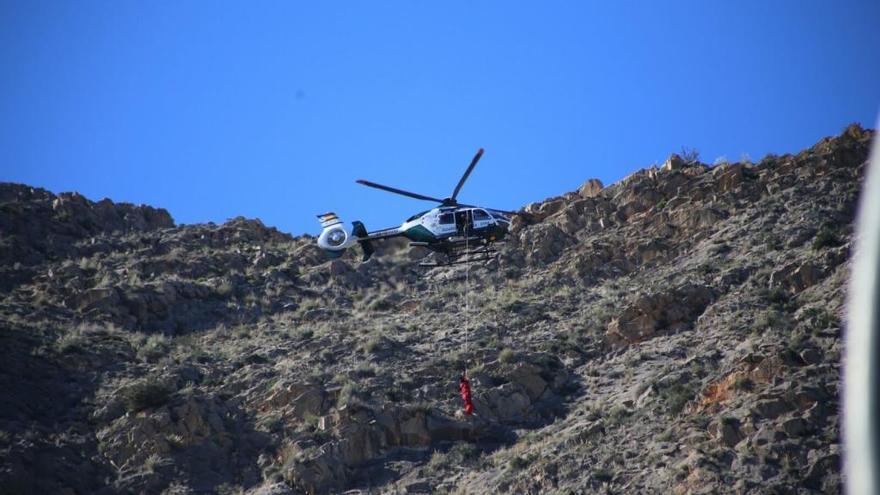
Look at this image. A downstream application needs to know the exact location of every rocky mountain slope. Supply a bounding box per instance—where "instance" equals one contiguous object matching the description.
[0,124,871,494]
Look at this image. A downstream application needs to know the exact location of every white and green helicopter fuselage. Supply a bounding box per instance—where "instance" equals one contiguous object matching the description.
[316,206,511,261]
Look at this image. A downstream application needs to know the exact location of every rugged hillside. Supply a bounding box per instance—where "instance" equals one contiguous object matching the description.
[0,124,871,494]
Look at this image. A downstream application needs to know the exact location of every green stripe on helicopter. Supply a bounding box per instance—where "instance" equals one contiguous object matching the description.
[402,224,436,242]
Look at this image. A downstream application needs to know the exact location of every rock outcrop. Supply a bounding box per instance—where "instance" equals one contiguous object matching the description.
[605,284,714,345]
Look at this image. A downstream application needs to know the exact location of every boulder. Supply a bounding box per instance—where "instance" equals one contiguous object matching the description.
[550,207,587,235]
[803,453,840,490]
[398,410,432,446]
[627,239,669,265]
[781,417,808,436]
[752,397,793,420]
[482,385,531,421]
[328,259,351,276]
[173,396,229,447]
[523,197,569,225]
[615,188,664,221]
[663,154,686,171]
[712,163,745,193]
[606,284,714,345]
[285,449,347,495]
[668,206,726,233]
[508,362,549,401]
[709,418,744,447]
[578,179,604,198]
[259,382,327,420]
[769,262,824,293]
[72,287,119,312]
[519,224,575,265]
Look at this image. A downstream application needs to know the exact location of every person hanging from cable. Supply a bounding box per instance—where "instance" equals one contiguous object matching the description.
[460,370,474,416]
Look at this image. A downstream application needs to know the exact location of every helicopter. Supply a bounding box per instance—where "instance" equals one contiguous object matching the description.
[316,148,519,266]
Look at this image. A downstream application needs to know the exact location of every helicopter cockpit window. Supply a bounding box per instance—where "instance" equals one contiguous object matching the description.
[472,209,490,220]
[439,213,455,225]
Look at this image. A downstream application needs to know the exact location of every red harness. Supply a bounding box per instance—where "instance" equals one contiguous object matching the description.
[459,377,474,415]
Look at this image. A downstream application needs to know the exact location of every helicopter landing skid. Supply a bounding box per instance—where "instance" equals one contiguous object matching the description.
[418,246,499,267]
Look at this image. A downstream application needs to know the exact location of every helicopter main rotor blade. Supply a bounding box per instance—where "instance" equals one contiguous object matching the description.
[450,148,484,201]
[455,202,521,216]
[356,179,446,203]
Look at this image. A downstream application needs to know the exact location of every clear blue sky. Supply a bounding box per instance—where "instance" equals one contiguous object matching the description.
[2,2,878,235]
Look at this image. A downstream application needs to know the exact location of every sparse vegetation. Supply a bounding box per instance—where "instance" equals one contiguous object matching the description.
[369,297,392,311]
[680,147,700,164]
[607,404,630,424]
[136,333,170,362]
[508,453,537,471]
[592,468,613,483]
[662,382,696,414]
[801,307,840,332]
[55,329,87,354]
[426,443,484,475]
[754,309,792,334]
[122,380,171,413]
[353,361,377,377]
[498,348,516,364]
[216,280,235,298]
[337,381,360,408]
[766,288,788,306]
[363,335,383,354]
[812,226,842,250]
[144,453,171,473]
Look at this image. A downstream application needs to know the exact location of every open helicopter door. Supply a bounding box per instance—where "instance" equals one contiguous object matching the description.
[454,209,475,236]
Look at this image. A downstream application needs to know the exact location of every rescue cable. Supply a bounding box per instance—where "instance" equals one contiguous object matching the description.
[465,219,470,360]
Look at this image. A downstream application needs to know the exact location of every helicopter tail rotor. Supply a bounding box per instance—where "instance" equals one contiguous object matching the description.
[316,212,353,258]
[314,213,370,261]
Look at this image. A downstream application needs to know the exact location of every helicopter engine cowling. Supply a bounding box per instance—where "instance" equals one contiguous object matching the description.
[316,212,356,257]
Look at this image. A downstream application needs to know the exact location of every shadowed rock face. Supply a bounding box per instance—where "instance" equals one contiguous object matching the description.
[0,124,871,494]
[605,284,715,346]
